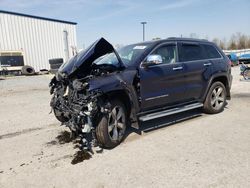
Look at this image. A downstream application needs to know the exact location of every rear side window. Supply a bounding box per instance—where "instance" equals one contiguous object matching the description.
[179,44,205,62]
[202,44,221,59]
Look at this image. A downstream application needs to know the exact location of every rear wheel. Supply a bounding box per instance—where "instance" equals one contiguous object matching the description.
[203,82,226,114]
[96,100,127,148]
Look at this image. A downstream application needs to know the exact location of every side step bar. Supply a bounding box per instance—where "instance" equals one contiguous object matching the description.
[139,102,203,122]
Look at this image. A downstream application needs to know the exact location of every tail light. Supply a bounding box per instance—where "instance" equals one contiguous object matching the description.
[228,60,233,66]
[226,56,233,66]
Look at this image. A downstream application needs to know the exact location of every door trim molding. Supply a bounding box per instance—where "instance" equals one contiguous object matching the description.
[145,94,169,101]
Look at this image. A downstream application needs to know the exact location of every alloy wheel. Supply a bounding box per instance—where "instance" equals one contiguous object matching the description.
[210,86,225,110]
[108,105,126,141]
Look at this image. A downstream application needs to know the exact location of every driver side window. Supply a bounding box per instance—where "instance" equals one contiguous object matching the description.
[152,45,177,64]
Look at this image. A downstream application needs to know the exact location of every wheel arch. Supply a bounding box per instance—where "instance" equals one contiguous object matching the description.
[203,74,231,101]
[106,90,131,115]
[99,88,140,129]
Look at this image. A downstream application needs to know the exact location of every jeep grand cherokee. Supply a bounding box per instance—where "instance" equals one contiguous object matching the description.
[49,37,232,149]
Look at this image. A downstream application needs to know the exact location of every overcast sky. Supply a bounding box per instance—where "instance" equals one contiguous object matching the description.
[1,0,250,48]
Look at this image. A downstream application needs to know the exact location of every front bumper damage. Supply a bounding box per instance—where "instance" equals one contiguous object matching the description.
[49,38,140,150]
[49,77,110,151]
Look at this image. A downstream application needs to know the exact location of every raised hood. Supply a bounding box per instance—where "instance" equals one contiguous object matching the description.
[58,38,122,78]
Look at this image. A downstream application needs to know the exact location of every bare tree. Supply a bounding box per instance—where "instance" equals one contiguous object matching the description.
[210,33,250,50]
[247,36,250,49]
[212,38,220,46]
[228,34,237,50]
[236,32,247,49]
[222,38,227,50]
[213,38,226,49]
[219,40,226,50]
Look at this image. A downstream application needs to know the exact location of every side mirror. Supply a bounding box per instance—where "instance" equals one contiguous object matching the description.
[142,55,163,67]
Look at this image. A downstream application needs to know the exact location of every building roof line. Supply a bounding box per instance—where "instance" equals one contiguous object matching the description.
[0,10,77,25]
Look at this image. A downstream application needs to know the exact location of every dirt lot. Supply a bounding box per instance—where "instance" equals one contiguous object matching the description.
[0,67,249,188]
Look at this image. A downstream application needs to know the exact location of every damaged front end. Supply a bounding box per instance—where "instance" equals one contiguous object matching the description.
[50,75,108,150]
[49,38,124,150]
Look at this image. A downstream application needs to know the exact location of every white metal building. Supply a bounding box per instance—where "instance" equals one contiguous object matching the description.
[0,10,77,71]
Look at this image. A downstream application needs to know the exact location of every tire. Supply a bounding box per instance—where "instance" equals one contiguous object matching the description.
[203,81,226,114]
[50,63,62,69]
[49,58,63,65]
[243,69,250,80]
[21,65,35,75]
[50,69,58,74]
[96,100,127,149]
[49,59,63,74]
[53,108,69,123]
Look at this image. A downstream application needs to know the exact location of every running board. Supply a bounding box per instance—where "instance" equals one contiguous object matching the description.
[139,103,203,122]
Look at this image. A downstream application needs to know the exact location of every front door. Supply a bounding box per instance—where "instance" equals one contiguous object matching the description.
[139,43,187,111]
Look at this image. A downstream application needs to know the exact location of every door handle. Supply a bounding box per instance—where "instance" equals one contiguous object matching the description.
[173,66,183,71]
[204,63,212,66]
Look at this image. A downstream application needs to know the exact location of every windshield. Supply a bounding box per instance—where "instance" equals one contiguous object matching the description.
[93,43,152,66]
[93,52,119,67]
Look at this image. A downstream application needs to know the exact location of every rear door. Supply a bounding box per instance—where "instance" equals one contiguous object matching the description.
[202,43,224,74]
[178,42,213,101]
[139,43,187,111]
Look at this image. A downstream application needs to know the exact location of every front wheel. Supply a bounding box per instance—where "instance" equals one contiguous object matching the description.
[96,100,127,149]
[203,82,226,114]
[53,108,69,123]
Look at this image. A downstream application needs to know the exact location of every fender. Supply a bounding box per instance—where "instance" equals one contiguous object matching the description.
[88,71,140,129]
[201,72,232,101]
[99,86,140,129]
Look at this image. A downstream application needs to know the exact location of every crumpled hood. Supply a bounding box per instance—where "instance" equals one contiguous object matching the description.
[58,38,121,78]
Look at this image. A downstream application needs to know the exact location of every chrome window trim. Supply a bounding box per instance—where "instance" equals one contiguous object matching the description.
[139,41,225,68]
[180,57,224,64]
[178,42,224,63]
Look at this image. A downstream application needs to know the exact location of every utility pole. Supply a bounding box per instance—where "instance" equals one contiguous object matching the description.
[141,22,147,41]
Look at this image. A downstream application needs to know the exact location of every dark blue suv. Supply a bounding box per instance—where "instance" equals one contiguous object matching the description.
[50,37,232,149]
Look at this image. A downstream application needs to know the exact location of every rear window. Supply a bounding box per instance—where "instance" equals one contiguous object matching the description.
[202,44,221,59]
[179,44,205,62]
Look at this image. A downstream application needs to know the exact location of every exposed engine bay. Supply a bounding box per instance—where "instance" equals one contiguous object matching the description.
[50,64,118,150]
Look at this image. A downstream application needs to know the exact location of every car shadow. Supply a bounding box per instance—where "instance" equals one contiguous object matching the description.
[124,108,203,141]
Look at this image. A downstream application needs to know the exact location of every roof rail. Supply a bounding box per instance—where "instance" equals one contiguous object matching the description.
[167,37,209,42]
[167,37,176,39]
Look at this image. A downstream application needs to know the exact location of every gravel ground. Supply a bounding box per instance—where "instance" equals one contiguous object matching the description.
[0,67,249,188]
